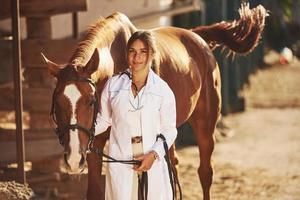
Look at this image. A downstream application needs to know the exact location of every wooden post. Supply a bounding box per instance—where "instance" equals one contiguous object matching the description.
[72,12,79,39]
[11,0,26,184]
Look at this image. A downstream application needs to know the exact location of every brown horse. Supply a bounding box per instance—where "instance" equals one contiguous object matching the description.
[42,3,267,200]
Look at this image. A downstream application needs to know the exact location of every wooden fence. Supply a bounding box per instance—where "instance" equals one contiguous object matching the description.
[0,0,87,169]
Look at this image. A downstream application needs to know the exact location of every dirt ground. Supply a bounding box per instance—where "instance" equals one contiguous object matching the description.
[178,54,300,200]
[1,52,300,200]
[178,108,300,200]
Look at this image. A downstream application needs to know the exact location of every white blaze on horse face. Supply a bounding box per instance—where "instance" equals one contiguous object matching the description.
[64,84,82,171]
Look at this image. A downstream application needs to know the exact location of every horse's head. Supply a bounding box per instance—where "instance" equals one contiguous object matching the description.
[42,49,100,174]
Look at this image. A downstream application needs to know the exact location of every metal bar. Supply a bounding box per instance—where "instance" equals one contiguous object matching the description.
[131,0,201,23]
[72,12,79,39]
[11,0,26,184]
[221,0,227,20]
[200,0,206,25]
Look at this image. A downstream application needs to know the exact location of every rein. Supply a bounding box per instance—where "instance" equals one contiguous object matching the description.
[87,146,141,165]
[157,134,182,200]
[88,134,182,200]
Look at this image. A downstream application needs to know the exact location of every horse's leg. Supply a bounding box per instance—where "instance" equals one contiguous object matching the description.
[189,66,221,200]
[86,132,109,200]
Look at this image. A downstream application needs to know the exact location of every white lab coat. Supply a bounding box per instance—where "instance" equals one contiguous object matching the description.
[95,69,177,200]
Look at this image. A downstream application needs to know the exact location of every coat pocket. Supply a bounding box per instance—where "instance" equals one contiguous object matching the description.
[146,92,162,112]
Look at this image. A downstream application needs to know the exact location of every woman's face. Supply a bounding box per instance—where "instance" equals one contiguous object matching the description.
[127,39,152,73]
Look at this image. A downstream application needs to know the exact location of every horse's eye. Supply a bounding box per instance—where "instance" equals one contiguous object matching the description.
[89,97,96,106]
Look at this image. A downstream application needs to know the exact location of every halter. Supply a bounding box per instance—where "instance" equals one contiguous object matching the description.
[50,77,98,148]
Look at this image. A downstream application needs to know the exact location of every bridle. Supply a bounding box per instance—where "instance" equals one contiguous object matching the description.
[50,77,98,149]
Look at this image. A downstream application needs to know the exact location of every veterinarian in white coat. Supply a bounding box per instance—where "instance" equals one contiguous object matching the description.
[95,31,177,200]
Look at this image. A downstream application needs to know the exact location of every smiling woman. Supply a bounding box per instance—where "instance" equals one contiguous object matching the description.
[127,40,149,73]
[94,31,178,200]
[127,31,157,76]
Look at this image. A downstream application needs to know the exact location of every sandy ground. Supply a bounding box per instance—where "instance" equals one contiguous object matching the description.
[1,52,300,200]
[178,56,300,200]
[178,108,300,200]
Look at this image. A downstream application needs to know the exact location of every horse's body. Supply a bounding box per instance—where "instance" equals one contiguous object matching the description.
[44,4,267,200]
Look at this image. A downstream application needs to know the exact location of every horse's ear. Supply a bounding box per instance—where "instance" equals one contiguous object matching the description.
[85,48,100,75]
[41,53,61,77]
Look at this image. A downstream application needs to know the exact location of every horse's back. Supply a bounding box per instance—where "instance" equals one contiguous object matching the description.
[150,27,218,126]
[152,26,216,80]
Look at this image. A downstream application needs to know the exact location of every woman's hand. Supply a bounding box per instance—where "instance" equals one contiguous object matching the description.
[133,151,157,172]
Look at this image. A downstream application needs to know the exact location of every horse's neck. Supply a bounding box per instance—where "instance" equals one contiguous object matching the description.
[71,13,137,82]
[94,24,136,81]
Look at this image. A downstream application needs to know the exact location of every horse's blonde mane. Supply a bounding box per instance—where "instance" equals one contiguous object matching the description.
[70,12,134,67]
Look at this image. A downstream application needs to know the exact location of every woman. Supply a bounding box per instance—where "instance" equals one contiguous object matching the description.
[95,30,177,200]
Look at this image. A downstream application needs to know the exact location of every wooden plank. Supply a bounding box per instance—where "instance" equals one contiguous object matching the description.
[21,39,77,67]
[0,87,53,112]
[0,39,13,85]
[0,138,63,165]
[0,128,55,141]
[29,113,52,129]
[26,17,52,39]
[24,68,55,88]
[0,0,88,20]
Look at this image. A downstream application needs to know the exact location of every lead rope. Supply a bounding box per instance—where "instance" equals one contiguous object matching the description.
[157,134,182,200]
[88,146,142,165]
[138,172,148,200]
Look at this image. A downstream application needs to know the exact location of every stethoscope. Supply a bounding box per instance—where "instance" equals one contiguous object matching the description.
[119,70,145,112]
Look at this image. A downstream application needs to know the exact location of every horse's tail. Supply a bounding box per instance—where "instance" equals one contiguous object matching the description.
[191,3,268,55]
